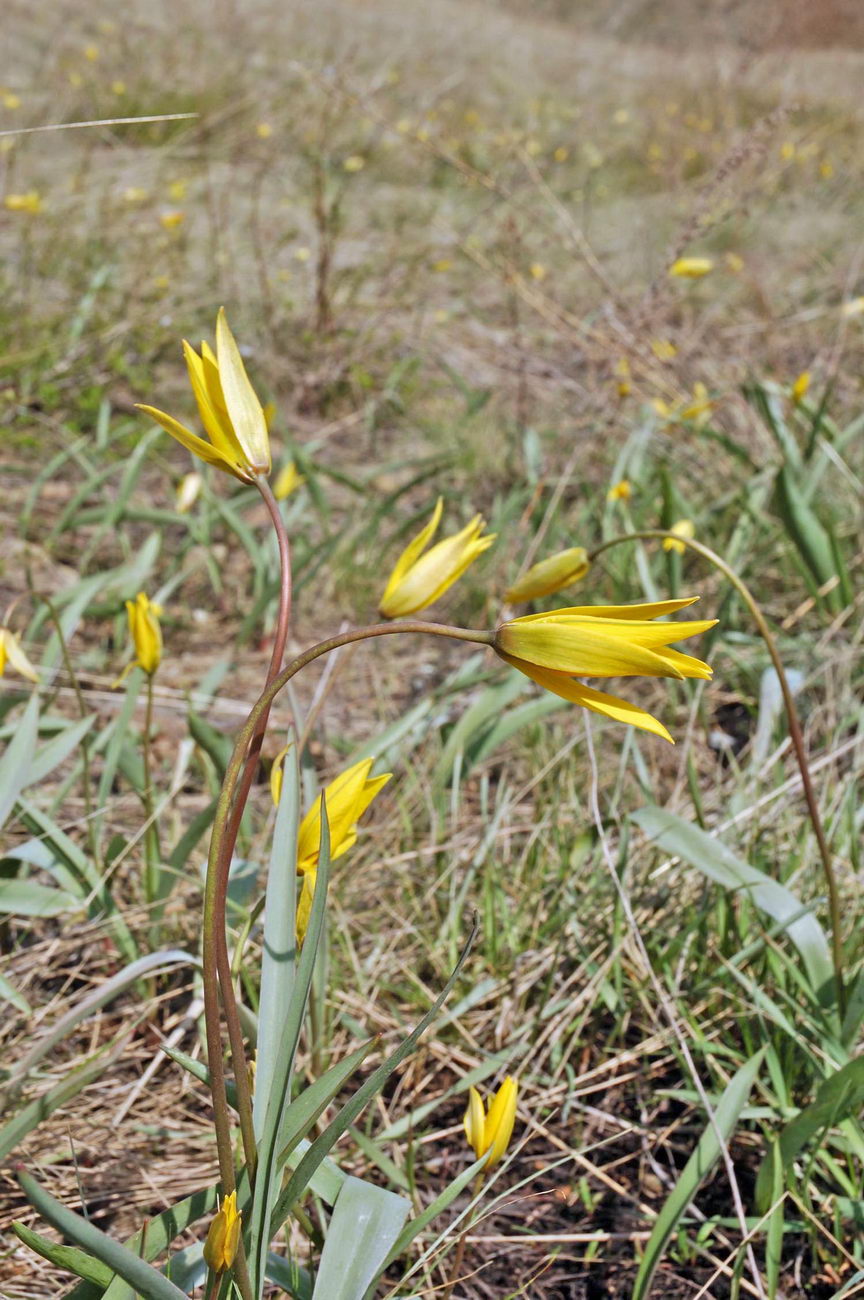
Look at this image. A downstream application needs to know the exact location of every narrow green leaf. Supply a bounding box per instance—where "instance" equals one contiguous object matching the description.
[311,1176,410,1300]
[0,1043,123,1160]
[0,695,39,831]
[12,1221,112,1286]
[764,1136,784,1300]
[277,1039,377,1165]
[632,1049,764,1300]
[249,797,332,1297]
[773,463,842,613]
[755,1057,864,1212]
[18,1170,188,1300]
[0,971,30,1015]
[269,917,478,1235]
[254,741,300,1137]
[0,878,81,917]
[26,714,96,786]
[632,807,834,1000]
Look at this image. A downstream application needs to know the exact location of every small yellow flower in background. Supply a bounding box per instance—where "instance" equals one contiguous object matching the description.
[432,258,452,273]
[395,117,412,134]
[159,210,185,231]
[679,381,712,425]
[841,297,864,318]
[780,141,796,162]
[650,338,677,362]
[168,178,188,201]
[525,139,542,157]
[529,262,546,281]
[791,371,811,403]
[3,92,21,110]
[607,479,632,502]
[463,108,481,128]
[663,519,696,554]
[293,246,311,263]
[378,497,495,619]
[203,1190,241,1274]
[111,80,127,95]
[124,187,149,203]
[669,256,713,279]
[137,308,272,483]
[343,154,365,172]
[614,356,631,397]
[819,159,834,180]
[0,628,39,683]
[273,461,305,500]
[553,145,569,163]
[118,592,163,682]
[83,44,100,62]
[725,251,745,273]
[493,598,715,742]
[68,71,84,88]
[464,1077,518,1169]
[4,192,43,214]
[175,471,202,513]
[504,547,589,604]
[256,122,273,139]
[651,398,672,418]
[583,141,604,169]
[613,108,630,125]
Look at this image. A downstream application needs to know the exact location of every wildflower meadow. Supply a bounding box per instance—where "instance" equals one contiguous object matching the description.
[1,2,862,1297]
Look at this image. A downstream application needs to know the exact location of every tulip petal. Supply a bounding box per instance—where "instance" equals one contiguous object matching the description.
[513,597,701,624]
[136,404,248,479]
[463,1086,486,1159]
[0,630,39,682]
[215,308,271,474]
[381,517,494,618]
[484,1076,518,1167]
[499,653,674,742]
[379,498,443,610]
[498,621,684,679]
[182,340,246,464]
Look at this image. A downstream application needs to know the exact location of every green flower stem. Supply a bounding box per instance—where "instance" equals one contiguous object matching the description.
[589,529,846,1015]
[202,620,491,1197]
[204,475,294,1185]
[142,671,161,907]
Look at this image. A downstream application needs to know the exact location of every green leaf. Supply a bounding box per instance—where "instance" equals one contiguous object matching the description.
[18,1170,189,1300]
[26,714,96,786]
[0,878,81,917]
[254,742,301,1137]
[249,796,332,1297]
[773,463,842,613]
[382,1153,487,1270]
[99,1186,219,1300]
[632,1050,764,1300]
[187,709,233,779]
[12,1221,112,1286]
[277,1040,377,1166]
[0,970,30,1015]
[632,807,835,1001]
[269,917,478,1235]
[311,1176,410,1300]
[0,695,39,831]
[755,1057,864,1212]
[0,1043,123,1160]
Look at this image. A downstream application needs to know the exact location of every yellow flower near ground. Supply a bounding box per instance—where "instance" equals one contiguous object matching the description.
[791,371,810,403]
[137,309,271,483]
[124,187,149,203]
[256,122,273,139]
[650,338,677,362]
[614,357,631,397]
[343,155,365,172]
[529,262,546,281]
[203,1191,241,1273]
[159,210,185,231]
[504,547,589,603]
[168,179,188,201]
[0,628,39,682]
[83,44,100,62]
[679,382,712,425]
[273,461,305,500]
[841,297,864,318]
[378,498,495,619]
[111,80,126,95]
[607,479,632,502]
[295,759,391,873]
[464,1077,518,1168]
[4,192,42,214]
[493,598,715,742]
[669,256,713,279]
[175,472,202,513]
[3,92,21,110]
[119,592,162,679]
[663,519,696,554]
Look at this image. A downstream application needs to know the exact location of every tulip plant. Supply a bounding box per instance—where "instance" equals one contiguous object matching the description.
[13,310,720,1299]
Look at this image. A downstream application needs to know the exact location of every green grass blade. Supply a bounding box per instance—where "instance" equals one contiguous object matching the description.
[632,1049,765,1300]
[382,1154,487,1269]
[17,1171,189,1300]
[0,694,39,831]
[11,1221,112,1287]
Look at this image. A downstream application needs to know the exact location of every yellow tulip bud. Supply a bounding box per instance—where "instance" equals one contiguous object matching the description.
[0,628,39,683]
[203,1190,241,1273]
[504,547,589,604]
[669,256,713,279]
[607,479,632,503]
[463,1077,518,1169]
[663,519,695,554]
[379,498,495,619]
[791,371,810,403]
[122,592,162,677]
[273,461,305,500]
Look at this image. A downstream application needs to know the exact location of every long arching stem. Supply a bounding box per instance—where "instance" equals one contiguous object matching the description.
[589,529,845,1016]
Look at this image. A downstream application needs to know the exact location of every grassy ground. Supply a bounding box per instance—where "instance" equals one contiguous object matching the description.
[1,1,863,1296]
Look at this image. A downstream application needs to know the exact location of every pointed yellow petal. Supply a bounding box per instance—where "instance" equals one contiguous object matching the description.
[0,630,39,682]
[380,513,495,617]
[513,598,700,625]
[497,620,684,679]
[504,548,589,603]
[136,404,249,480]
[463,1086,486,1159]
[379,498,444,610]
[182,340,246,464]
[498,653,674,742]
[215,308,270,474]
[484,1076,518,1167]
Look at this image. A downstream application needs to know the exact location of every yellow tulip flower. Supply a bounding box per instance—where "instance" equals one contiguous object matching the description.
[464,1076,518,1168]
[504,547,589,604]
[4,191,43,214]
[607,479,632,503]
[137,308,271,483]
[296,758,391,873]
[379,498,495,618]
[0,628,39,682]
[273,461,305,500]
[791,371,810,403]
[669,256,713,279]
[203,1190,241,1273]
[117,592,162,681]
[663,519,696,554]
[494,598,716,742]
